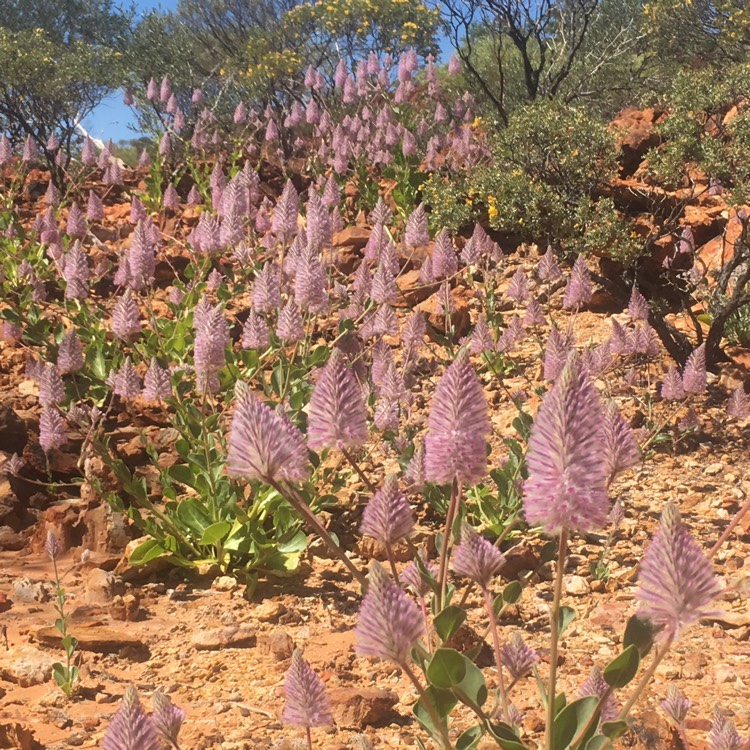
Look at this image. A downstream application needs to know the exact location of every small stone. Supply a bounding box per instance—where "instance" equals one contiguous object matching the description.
[191,624,256,651]
[254,601,286,623]
[0,721,38,750]
[108,594,140,622]
[12,578,50,604]
[257,630,294,661]
[565,576,590,596]
[212,576,238,592]
[0,646,54,687]
[715,666,736,683]
[705,463,724,476]
[85,568,116,604]
[329,687,398,729]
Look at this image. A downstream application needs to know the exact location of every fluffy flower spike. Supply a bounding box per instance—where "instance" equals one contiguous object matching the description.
[524,352,609,535]
[282,650,333,729]
[636,502,722,641]
[424,349,490,487]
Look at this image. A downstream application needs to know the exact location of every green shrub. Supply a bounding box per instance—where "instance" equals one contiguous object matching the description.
[423,101,641,262]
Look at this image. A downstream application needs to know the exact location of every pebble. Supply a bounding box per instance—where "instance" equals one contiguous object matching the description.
[191,624,256,650]
[705,463,724,476]
[254,601,286,623]
[212,576,238,592]
[0,646,54,687]
[565,576,590,596]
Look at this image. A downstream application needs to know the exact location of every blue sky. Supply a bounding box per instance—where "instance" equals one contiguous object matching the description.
[82,0,178,142]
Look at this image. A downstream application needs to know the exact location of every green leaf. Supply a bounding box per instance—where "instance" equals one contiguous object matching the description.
[128,539,167,566]
[175,498,211,535]
[623,615,655,658]
[199,521,232,547]
[433,606,466,643]
[503,580,523,604]
[600,721,628,741]
[558,606,577,636]
[426,648,487,712]
[551,696,600,750]
[584,737,612,750]
[413,686,456,736]
[456,726,483,749]
[487,722,529,749]
[603,645,640,688]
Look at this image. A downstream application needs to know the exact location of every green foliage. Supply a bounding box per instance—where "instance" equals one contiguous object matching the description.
[648,62,750,201]
[0,1,131,163]
[424,102,641,262]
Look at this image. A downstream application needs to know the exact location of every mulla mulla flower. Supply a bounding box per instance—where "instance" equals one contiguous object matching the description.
[103,686,160,750]
[424,348,490,487]
[307,349,368,452]
[227,389,310,485]
[360,475,414,548]
[636,502,722,642]
[682,343,707,395]
[355,562,424,665]
[451,524,505,590]
[563,255,593,310]
[282,650,333,731]
[524,352,609,535]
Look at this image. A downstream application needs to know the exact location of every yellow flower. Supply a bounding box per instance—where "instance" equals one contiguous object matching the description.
[488,204,498,220]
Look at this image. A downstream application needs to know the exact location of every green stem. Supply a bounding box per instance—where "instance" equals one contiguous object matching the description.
[546,528,569,750]
[483,587,509,723]
[340,446,376,493]
[272,480,366,587]
[401,660,454,750]
[617,635,674,721]
[438,478,461,609]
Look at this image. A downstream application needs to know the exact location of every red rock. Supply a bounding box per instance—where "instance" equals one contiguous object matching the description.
[328,687,398,728]
[417,284,471,339]
[611,107,663,176]
[395,269,438,307]
[333,226,371,249]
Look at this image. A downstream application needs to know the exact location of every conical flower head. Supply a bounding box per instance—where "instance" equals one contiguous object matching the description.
[39,363,65,407]
[524,353,609,535]
[272,180,299,241]
[142,358,171,402]
[470,314,495,354]
[602,400,640,485]
[636,502,722,641]
[227,389,310,485]
[276,300,304,344]
[307,349,368,452]
[103,685,160,750]
[431,229,458,280]
[151,692,185,747]
[563,256,593,310]
[282,650,333,728]
[402,553,438,597]
[543,326,573,382]
[355,562,424,665]
[111,291,141,342]
[507,268,530,304]
[57,330,84,375]
[727,386,749,420]
[627,287,649,322]
[578,666,618,722]
[87,190,105,222]
[537,246,562,282]
[661,366,685,401]
[661,686,691,727]
[241,309,270,350]
[708,706,744,750]
[194,304,229,393]
[39,406,67,453]
[452,524,504,590]
[424,350,490,487]
[360,475,414,547]
[500,633,539,682]
[404,204,429,248]
[114,357,142,399]
[682,344,707,395]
